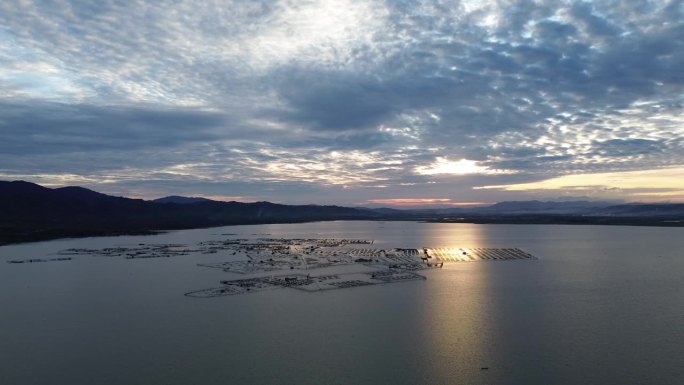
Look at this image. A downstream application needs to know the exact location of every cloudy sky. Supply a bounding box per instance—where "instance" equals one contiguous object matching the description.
[1,0,683,206]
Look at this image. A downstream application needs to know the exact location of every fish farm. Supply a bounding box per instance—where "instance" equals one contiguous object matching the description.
[185,237,537,297]
[11,236,537,296]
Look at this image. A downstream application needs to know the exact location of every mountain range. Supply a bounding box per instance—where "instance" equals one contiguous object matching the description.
[0,181,376,245]
[1,180,682,245]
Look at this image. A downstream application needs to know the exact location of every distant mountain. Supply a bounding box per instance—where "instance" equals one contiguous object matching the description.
[365,200,618,216]
[474,200,616,215]
[0,181,378,245]
[0,181,146,217]
[593,203,684,217]
[1,180,683,245]
[153,196,214,204]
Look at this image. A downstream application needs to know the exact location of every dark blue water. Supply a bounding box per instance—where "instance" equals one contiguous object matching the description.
[1,221,682,384]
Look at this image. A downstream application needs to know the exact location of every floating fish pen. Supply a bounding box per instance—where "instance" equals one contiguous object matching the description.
[56,243,200,259]
[6,257,73,264]
[185,270,429,297]
[16,236,537,297]
[185,286,246,298]
[426,247,537,262]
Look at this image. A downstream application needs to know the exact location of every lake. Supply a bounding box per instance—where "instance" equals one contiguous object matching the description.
[1,221,683,385]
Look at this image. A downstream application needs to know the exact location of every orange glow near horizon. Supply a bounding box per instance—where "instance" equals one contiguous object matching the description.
[124,193,253,202]
[476,166,684,202]
[365,198,492,207]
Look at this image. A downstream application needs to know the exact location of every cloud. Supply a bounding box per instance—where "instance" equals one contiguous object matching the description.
[0,0,683,203]
[0,101,228,155]
[592,138,666,157]
[476,166,684,201]
[415,158,514,176]
[274,71,398,131]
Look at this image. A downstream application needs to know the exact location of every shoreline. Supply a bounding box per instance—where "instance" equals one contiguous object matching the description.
[1,216,683,247]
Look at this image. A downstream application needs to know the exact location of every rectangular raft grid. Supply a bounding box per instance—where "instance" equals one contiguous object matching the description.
[426,247,537,262]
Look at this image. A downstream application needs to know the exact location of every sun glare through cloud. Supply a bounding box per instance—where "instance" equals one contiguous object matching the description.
[415,158,513,176]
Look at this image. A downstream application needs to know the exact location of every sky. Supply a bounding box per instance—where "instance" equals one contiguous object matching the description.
[1,0,683,206]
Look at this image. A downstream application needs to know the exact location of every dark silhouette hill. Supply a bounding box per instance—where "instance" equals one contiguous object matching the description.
[0,181,378,245]
[1,180,683,245]
[152,196,214,204]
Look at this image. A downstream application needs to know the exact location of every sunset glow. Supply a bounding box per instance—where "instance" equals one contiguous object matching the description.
[414,158,510,176]
[365,198,491,207]
[478,166,684,201]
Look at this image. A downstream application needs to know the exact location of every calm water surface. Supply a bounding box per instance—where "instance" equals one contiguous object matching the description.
[1,221,683,385]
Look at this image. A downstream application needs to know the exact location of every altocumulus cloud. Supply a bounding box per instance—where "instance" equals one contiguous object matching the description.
[1,0,683,204]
